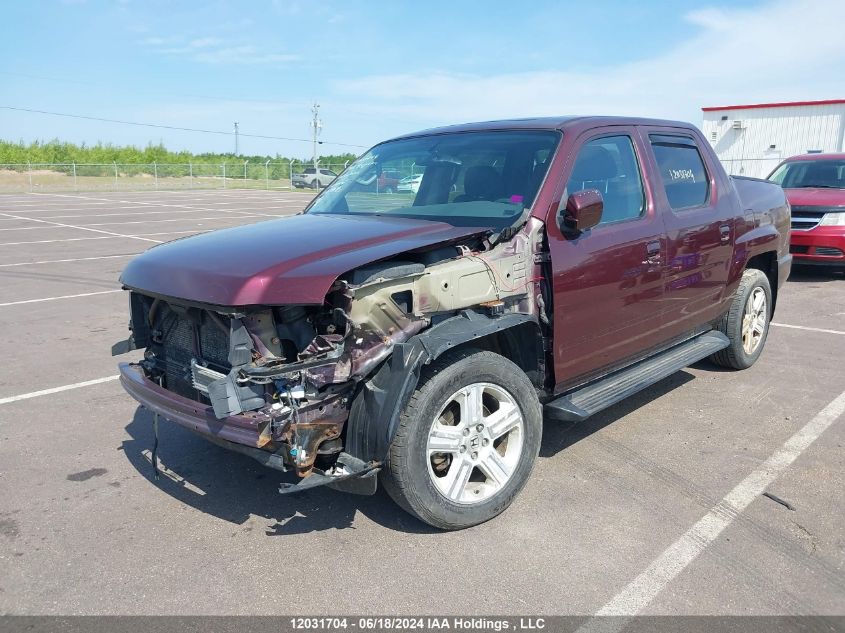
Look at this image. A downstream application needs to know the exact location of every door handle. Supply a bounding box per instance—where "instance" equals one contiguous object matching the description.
[643,240,662,266]
[719,224,731,243]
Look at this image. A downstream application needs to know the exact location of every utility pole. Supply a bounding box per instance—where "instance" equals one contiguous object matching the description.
[310,103,321,168]
[234,121,239,156]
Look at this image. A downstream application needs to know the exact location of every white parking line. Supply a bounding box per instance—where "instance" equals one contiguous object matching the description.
[577,388,845,628]
[25,192,289,219]
[41,208,239,219]
[131,229,210,237]
[0,254,137,268]
[75,214,268,227]
[0,375,120,406]
[771,322,845,336]
[0,236,115,246]
[0,229,210,246]
[0,211,163,244]
[0,289,122,307]
[0,225,64,231]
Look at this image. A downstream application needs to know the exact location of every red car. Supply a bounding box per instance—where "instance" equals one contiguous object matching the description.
[377,169,402,192]
[768,153,845,271]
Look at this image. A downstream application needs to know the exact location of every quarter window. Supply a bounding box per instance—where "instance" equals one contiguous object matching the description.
[649,134,709,209]
[566,135,645,224]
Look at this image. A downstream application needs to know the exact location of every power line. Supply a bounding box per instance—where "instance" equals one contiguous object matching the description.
[0,105,368,149]
[2,71,425,126]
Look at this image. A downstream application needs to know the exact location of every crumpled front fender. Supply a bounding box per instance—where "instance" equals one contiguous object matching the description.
[344,310,540,465]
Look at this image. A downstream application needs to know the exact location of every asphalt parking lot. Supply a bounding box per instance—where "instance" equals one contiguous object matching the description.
[0,189,843,617]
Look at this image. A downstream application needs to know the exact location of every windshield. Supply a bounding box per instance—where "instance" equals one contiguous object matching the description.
[306,130,561,230]
[768,159,845,189]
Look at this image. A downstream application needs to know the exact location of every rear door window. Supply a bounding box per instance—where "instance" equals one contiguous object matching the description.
[566,135,645,225]
[649,134,709,209]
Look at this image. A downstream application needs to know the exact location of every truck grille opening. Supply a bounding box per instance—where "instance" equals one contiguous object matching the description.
[155,305,231,401]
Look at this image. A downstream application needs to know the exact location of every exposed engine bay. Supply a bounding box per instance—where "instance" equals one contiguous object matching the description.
[124,218,547,481]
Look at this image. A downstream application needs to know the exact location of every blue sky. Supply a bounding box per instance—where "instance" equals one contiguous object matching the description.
[1,0,843,158]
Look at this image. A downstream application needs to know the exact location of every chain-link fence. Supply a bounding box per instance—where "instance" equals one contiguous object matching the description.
[0,161,351,193]
[3,158,787,192]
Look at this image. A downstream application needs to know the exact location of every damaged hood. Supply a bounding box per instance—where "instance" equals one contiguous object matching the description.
[120,213,488,306]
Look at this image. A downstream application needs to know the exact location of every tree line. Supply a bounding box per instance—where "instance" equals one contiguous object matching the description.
[0,139,359,169]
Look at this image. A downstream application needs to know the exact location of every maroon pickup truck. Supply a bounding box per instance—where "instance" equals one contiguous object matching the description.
[114,116,791,529]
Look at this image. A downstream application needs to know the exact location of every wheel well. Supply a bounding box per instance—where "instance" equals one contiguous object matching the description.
[746,251,778,315]
[454,321,544,388]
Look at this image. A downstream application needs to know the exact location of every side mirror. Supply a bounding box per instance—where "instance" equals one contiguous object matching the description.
[560,189,603,233]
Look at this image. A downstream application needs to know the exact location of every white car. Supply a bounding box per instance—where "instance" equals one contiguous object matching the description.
[397,174,423,193]
[292,167,338,189]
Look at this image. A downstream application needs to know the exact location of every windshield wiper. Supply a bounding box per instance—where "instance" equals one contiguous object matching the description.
[794,184,845,189]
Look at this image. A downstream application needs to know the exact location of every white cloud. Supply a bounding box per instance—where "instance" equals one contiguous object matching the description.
[186,37,222,49]
[333,0,845,128]
[141,36,170,46]
[144,34,299,65]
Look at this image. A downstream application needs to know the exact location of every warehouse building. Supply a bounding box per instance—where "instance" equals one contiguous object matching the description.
[701,99,845,178]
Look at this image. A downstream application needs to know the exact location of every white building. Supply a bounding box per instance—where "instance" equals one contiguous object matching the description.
[701,99,845,178]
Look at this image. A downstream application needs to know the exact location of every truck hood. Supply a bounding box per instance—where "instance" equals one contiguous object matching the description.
[784,187,845,207]
[120,213,488,306]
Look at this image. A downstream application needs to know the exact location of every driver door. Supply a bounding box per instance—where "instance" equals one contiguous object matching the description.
[546,129,668,391]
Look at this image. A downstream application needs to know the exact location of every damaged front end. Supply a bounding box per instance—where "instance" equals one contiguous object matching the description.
[115,220,547,495]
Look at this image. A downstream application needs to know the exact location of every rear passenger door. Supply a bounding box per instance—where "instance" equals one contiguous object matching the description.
[547,129,668,390]
[641,130,735,338]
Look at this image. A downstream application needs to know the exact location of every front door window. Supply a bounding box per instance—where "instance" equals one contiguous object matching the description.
[566,135,645,225]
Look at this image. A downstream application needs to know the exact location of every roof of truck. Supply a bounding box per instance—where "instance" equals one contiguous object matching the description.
[387,116,694,141]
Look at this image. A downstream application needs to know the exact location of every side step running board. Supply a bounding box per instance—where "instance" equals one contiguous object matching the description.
[544,331,729,422]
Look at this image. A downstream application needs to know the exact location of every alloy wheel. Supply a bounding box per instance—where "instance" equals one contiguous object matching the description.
[741,287,767,354]
[426,382,524,505]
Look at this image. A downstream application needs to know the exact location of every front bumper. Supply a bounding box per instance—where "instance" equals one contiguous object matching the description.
[118,363,379,493]
[790,227,845,265]
[120,362,269,448]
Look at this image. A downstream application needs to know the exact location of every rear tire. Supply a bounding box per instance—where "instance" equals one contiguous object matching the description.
[710,268,772,369]
[380,349,542,530]
[311,179,320,189]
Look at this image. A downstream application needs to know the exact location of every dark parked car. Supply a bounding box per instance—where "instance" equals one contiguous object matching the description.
[114,116,791,529]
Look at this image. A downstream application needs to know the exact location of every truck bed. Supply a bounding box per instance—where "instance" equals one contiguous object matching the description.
[731,175,790,218]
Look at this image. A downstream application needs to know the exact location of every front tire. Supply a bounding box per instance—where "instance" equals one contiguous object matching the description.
[710,268,772,369]
[380,349,542,530]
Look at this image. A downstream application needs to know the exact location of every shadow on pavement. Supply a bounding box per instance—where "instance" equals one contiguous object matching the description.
[123,371,697,534]
[540,370,695,457]
[122,407,439,536]
[787,267,844,283]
